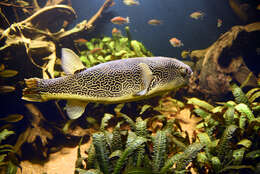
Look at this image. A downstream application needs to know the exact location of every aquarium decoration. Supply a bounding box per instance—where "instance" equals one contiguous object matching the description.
[189,22,260,99]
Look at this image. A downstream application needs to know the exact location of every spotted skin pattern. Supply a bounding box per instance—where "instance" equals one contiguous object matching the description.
[37,57,192,102]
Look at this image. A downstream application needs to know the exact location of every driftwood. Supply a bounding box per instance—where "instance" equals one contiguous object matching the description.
[0,0,113,79]
[189,22,260,99]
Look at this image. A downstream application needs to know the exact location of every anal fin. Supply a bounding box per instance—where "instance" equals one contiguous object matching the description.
[134,63,154,96]
[65,100,88,119]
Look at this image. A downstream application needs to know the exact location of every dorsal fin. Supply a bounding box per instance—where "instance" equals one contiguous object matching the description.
[61,48,86,75]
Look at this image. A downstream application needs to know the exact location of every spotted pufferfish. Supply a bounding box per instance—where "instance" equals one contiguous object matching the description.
[22,48,193,119]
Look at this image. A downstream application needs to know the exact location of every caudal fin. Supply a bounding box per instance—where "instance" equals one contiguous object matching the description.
[22,78,43,102]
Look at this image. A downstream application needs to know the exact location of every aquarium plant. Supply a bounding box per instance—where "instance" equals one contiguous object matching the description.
[77,26,153,68]
[74,103,203,174]
[186,84,260,173]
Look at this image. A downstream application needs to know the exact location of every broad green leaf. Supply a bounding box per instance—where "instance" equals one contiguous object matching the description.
[245,150,260,159]
[109,150,122,159]
[211,106,224,113]
[175,143,204,170]
[186,97,214,111]
[152,130,167,173]
[111,123,123,151]
[245,88,260,100]
[140,105,152,115]
[248,91,260,103]
[237,139,252,148]
[233,148,246,165]
[216,125,238,161]
[113,137,146,174]
[219,165,254,173]
[224,107,235,125]
[211,156,221,172]
[86,144,96,169]
[0,114,23,123]
[197,133,211,145]
[92,132,111,174]
[75,168,103,174]
[124,167,153,174]
[231,84,249,105]
[193,108,210,118]
[135,117,148,138]
[100,113,113,131]
[0,154,7,162]
[197,152,207,164]
[0,70,18,78]
[114,103,125,114]
[0,129,14,144]
[235,103,255,122]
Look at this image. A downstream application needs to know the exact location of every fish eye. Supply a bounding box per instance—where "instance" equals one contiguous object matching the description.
[180,67,187,76]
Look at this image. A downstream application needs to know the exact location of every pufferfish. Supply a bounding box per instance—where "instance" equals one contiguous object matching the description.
[22,48,193,119]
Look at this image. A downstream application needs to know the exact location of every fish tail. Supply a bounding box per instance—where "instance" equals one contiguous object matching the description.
[126,16,130,23]
[22,78,43,102]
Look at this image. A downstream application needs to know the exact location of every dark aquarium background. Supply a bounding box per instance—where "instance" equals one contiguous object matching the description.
[72,0,245,57]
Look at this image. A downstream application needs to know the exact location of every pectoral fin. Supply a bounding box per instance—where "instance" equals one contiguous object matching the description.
[65,100,88,119]
[61,48,86,75]
[134,63,154,96]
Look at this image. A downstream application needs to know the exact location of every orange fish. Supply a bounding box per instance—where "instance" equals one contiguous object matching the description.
[190,11,204,20]
[111,16,130,25]
[169,38,184,47]
[89,48,102,54]
[112,27,122,36]
[217,19,222,28]
[74,38,88,44]
[147,19,162,26]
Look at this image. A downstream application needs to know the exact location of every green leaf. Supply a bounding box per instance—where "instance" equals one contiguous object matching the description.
[111,123,123,151]
[245,150,260,159]
[113,137,146,174]
[186,97,214,111]
[197,133,211,145]
[248,91,260,103]
[175,143,204,170]
[0,129,15,144]
[245,88,260,100]
[152,130,167,173]
[135,117,148,138]
[237,139,252,148]
[235,103,255,122]
[231,83,249,105]
[92,132,111,174]
[109,150,122,159]
[86,144,96,169]
[160,153,182,174]
[6,161,18,174]
[219,165,254,173]
[211,156,221,172]
[197,152,207,164]
[211,106,224,113]
[224,106,235,125]
[100,113,113,131]
[0,154,7,162]
[233,147,246,165]
[0,70,18,78]
[123,167,153,174]
[193,108,210,118]
[0,114,23,123]
[139,105,152,115]
[216,125,238,161]
[119,113,136,131]
[75,168,103,174]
